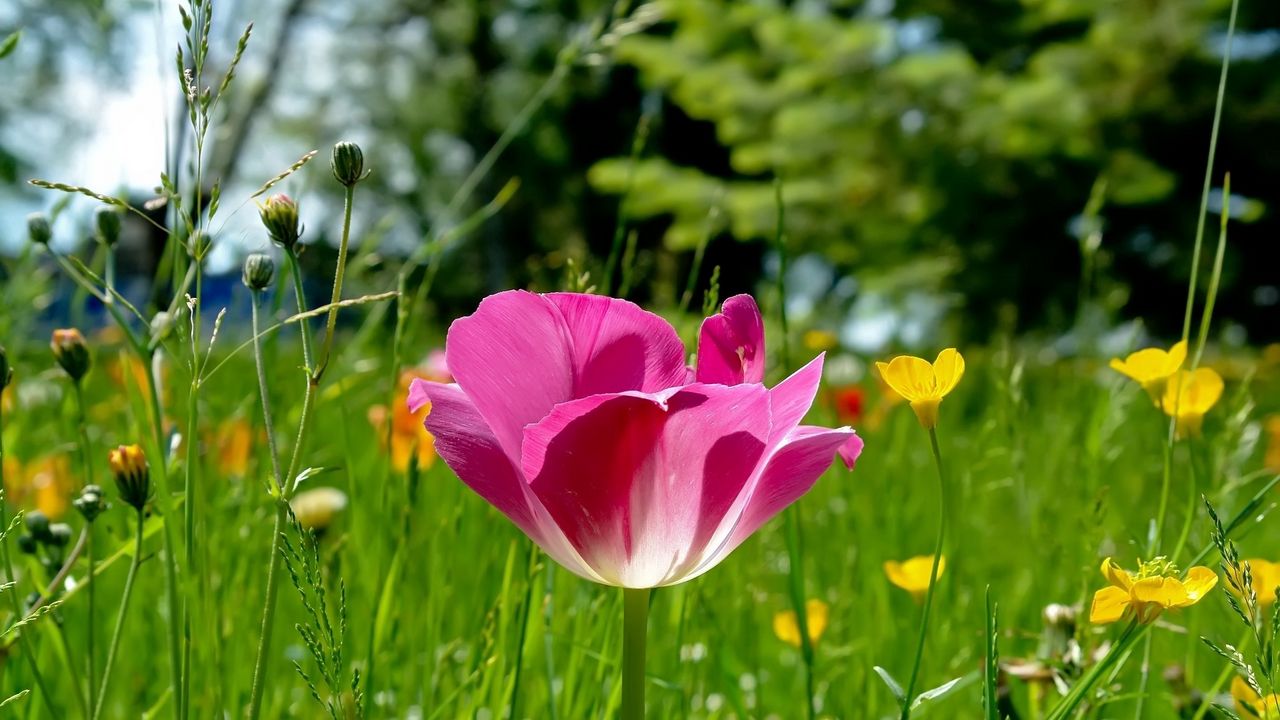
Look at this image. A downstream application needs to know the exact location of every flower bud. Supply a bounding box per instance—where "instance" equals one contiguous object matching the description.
[258,194,301,250]
[51,328,91,382]
[24,510,51,542]
[27,213,52,246]
[95,207,123,247]
[242,253,276,292]
[289,487,348,534]
[47,523,72,548]
[0,344,11,390]
[331,141,365,187]
[16,533,36,554]
[74,484,106,522]
[187,229,212,259]
[108,444,151,511]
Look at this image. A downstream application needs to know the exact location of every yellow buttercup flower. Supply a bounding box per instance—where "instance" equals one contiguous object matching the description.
[1262,415,1280,474]
[1161,368,1224,438]
[1232,675,1280,718]
[1231,559,1280,607]
[1110,340,1186,402]
[773,599,830,649]
[1089,557,1216,625]
[875,349,964,430]
[885,555,945,601]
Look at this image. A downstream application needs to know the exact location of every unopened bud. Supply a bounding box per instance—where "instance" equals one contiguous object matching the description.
[187,230,212,259]
[258,194,301,250]
[74,484,106,522]
[331,141,365,187]
[108,444,152,511]
[242,253,276,292]
[95,207,123,247]
[47,523,72,548]
[51,328,91,382]
[16,534,37,555]
[24,510,51,542]
[27,213,52,246]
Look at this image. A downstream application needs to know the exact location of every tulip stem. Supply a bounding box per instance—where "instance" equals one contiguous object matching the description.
[900,428,948,720]
[622,587,651,720]
[93,507,145,720]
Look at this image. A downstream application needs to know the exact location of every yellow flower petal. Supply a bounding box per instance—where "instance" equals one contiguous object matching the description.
[932,348,965,397]
[879,356,935,403]
[1232,676,1280,719]
[1101,557,1133,590]
[1248,560,1280,607]
[885,555,945,598]
[1111,340,1186,387]
[1130,576,1189,609]
[1089,586,1131,624]
[772,599,830,648]
[1177,566,1218,606]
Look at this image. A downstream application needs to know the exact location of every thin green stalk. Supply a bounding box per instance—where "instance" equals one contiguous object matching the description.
[318,184,356,376]
[179,261,204,720]
[543,563,560,720]
[622,587,651,720]
[0,419,59,717]
[1046,620,1142,720]
[1192,173,1231,370]
[72,380,97,714]
[250,297,285,494]
[1190,627,1250,720]
[603,109,651,296]
[246,503,287,720]
[899,428,948,720]
[1133,632,1153,718]
[92,508,146,720]
[783,508,816,720]
[508,544,539,719]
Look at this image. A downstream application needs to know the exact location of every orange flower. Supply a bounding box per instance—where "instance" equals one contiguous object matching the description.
[370,371,439,472]
[4,456,76,520]
[213,419,255,477]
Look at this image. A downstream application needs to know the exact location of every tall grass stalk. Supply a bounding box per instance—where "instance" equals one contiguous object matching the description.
[70,379,96,712]
[92,507,146,720]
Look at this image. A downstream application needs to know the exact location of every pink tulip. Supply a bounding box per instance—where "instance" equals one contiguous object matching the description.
[408,291,862,588]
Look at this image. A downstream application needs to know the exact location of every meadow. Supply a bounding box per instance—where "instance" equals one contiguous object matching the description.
[3,0,1280,718]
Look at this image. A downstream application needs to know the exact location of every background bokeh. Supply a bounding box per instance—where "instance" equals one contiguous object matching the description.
[3,0,1278,350]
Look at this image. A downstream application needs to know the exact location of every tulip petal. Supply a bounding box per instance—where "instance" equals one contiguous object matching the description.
[696,294,766,385]
[837,433,864,469]
[545,292,689,396]
[1089,586,1130,624]
[521,383,771,587]
[696,425,857,574]
[409,379,604,583]
[444,291,576,462]
[767,355,826,445]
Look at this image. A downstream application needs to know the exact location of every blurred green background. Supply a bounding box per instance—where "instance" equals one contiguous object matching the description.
[2,0,1278,350]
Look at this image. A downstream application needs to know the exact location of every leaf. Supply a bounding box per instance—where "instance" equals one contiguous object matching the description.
[0,689,28,709]
[874,666,905,701]
[910,675,967,711]
[293,466,337,489]
[0,30,20,59]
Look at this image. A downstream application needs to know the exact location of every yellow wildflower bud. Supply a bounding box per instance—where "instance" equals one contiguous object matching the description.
[773,599,830,649]
[1109,340,1186,403]
[875,349,964,430]
[1232,675,1280,719]
[1161,367,1224,439]
[884,555,945,601]
[108,444,151,510]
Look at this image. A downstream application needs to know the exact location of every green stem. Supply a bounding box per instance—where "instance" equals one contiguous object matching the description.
[92,508,146,720]
[246,503,287,720]
[0,420,59,717]
[1133,632,1153,718]
[72,380,97,712]
[318,184,355,377]
[900,428,948,720]
[783,508,816,720]
[180,262,203,720]
[1047,620,1142,720]
[622,587,651,720]
[250,298,285,494]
